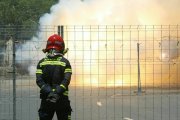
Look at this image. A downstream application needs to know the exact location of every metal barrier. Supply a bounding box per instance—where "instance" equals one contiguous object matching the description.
[0,25,180,120]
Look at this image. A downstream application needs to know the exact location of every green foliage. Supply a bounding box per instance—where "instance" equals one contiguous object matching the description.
[0,0,58,26]
[0,0,58,40]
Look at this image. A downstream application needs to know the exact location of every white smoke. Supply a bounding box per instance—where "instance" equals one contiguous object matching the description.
[15,36,44,75]
[160,36,179,61]
[27,0,180,85]
[39,0,180,25]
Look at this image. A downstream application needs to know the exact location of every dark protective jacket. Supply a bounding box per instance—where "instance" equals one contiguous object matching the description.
[36,55,72,99]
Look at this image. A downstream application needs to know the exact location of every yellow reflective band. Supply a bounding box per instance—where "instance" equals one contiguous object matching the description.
[44,57,62,61]
[63,91,68,96]
[64,68,72,73]
[60,84,66,90]
[68,115,71,120]
[40,61,66,67]
[36,69,42,74]
[56,57,62,61]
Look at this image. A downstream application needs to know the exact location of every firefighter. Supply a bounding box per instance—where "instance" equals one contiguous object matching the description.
[36,34,72,120]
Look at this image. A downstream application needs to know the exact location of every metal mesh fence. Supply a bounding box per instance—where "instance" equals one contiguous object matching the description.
[0,25,180,120]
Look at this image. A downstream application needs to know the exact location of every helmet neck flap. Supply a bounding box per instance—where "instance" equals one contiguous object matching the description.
[47,49,63,58]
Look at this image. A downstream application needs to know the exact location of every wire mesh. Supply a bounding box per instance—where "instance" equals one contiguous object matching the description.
[0,25,180,120]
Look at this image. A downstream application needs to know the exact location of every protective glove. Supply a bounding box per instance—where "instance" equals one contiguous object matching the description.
[46,92,60,103]
[55,84,66,95]
[40,84,51,94]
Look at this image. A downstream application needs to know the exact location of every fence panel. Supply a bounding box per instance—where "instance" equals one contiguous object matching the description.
[0,25,180,120]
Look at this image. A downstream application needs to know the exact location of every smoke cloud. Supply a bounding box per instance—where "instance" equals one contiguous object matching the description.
[26,0,180,86]
[39,0,180,25]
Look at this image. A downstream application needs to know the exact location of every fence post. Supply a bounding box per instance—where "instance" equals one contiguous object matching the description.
[12,35,16,120]
[58,25,64,39]
[137,43,141,95]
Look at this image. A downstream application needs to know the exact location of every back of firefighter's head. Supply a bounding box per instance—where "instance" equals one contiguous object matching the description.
[44,34,65,54]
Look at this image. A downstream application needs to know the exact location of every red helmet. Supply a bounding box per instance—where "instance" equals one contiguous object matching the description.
[45,34,65,53]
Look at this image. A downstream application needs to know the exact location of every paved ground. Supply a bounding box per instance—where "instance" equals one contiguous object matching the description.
[0,79,180,120]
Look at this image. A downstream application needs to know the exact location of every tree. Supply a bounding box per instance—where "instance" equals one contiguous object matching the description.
[0,0,58,40]
[0,0,58,26]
